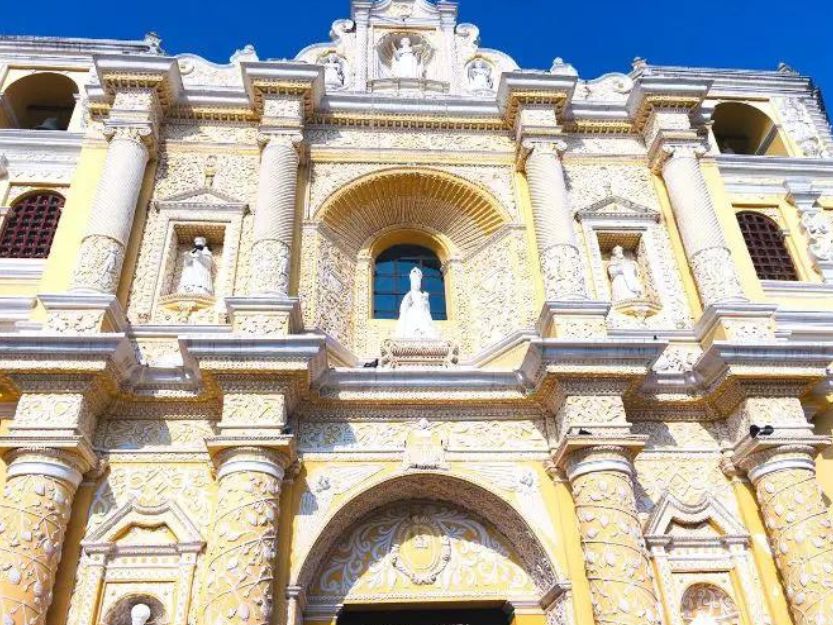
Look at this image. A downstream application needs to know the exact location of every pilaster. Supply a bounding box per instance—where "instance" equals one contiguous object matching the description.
[44,56,182,334]
[785,178,833,282]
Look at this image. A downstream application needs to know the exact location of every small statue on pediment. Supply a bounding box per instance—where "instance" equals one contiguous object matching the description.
[468,58,494,91]
[323,53,345,88]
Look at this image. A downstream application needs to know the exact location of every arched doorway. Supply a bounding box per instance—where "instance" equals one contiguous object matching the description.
[292,473,571,625]
[712,102,788,156]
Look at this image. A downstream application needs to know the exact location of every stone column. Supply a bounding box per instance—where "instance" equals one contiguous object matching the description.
[71,123,154,294]
[524,141,587,301]
[658,144,745,306]
[202,447,290,625]
[558,442,660,625]
[736,443,833,625]
[249,133,301,297]
[0,449,87,625]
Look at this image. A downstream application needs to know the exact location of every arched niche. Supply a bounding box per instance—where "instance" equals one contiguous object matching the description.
[712,102,788,156]
[292,473,570,624]
[302,168,536,360]
[2,72,79,130]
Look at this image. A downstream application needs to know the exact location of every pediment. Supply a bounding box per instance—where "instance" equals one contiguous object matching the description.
[83,499,204,553]
[645,492,748,542]
[368,0,442,22]
[576,195,659,222]
[154,186,248,213]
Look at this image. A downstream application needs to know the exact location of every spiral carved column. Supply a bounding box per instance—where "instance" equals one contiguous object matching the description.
[249,134,301,297]
[524,141,587,301]
[659,145,745,306]
[740,445,833,625]
[0,449,86,625]
[71,125,153,294]
[202,447,289,625]
[562,445,660,625]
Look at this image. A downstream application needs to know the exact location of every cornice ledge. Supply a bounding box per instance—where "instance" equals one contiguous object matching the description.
[180,334,328,378]
[521,337,667,381]
[91,54,183,107]
[315,367,523,397]
[627,74,711,118]
[0,332,130,368]
[695,340,833,388]
[497,71,578,127]
[240,60,325,114]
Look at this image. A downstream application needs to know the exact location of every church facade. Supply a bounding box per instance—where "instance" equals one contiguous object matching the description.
[1,2,833,625]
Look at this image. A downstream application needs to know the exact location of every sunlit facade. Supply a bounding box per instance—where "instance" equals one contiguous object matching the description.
[1,2,833,625]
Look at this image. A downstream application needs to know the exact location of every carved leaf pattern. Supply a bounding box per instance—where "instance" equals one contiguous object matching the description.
[755,467,833,625]
[203,471,282,625]
[0,474,77,625]
[571,469,660,625]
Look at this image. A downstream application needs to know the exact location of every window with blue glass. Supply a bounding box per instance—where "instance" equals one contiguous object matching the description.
[373,244,447,320]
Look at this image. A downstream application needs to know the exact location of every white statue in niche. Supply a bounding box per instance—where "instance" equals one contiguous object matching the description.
[607,245,644,302]
[323,54,345,88]
[130,604,152,625]
[391,37,423,79]
[395,266,440,340]
[468,59,494,91]
[177,236,215,296]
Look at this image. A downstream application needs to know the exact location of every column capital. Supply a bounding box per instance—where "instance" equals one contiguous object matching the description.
[552,434,647,481]
[257,129,304,150]
[732,435,830,483]
[102,120,157,153]
[3,447,93,488]
[209,444,296,482]
[519,138,568,169]
[648,136,708,173]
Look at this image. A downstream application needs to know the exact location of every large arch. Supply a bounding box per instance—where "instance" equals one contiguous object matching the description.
[314,168,512,255]
[293,472,566,607]
[2,72,78,130]
[712,102,788,156]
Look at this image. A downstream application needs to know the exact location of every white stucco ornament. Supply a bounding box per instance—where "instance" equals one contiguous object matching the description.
[395,266,439,340]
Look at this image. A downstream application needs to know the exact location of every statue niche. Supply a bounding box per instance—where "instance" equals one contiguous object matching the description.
[603,239,660,319]
[381,264,458,369]
[157,225,226,325]
[372,33,445,93]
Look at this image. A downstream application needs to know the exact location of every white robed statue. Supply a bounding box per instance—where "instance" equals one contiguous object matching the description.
[395,266,440,340]
[177,236,215,296]
[392,37,422,79]
[607,245,643,302]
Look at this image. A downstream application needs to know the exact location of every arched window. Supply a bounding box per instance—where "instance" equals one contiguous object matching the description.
[1,73,78,130]
[373,244,447,320]
[736,211,798,281]
[713,102,788,156]
[0,192,64,258]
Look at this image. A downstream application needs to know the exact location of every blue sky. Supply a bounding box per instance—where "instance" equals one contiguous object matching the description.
[7,0,833,111]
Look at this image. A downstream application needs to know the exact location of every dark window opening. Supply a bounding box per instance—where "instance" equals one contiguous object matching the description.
[0,192,65,258]
[736,211,798,281]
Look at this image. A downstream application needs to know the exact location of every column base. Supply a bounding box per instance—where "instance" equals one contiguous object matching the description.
[536,300,611,339]
[695,302,778,345]
[225,295,302,336]
[39,293,127,335]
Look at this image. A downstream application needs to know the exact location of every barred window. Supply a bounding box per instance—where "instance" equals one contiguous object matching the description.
[736,211,798,281]
[373,244,447,320]
[0,192,65,258]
